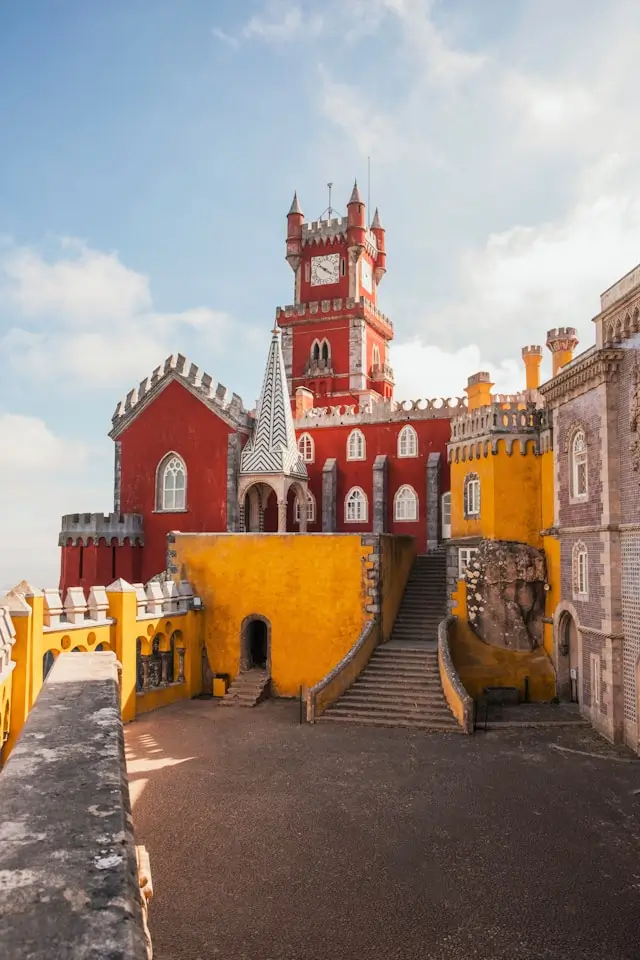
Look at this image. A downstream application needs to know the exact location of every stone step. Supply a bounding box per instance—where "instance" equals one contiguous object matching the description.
[319,712,461,732]
[364,663,440,676]
[353,681,443,696]
[369,654,438,665]
[341,692,450,710]
[329,704,454,722]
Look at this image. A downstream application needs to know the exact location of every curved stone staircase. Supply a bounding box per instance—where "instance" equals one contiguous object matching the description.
[320,550,461,731]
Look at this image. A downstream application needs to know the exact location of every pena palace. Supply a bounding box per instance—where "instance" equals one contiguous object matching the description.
[58,182,456,592]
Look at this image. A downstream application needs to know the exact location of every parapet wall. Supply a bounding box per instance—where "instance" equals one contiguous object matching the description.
[59,512,144,546]
[276,295,393,334]
[450,401,545,442]
[0,652,151,960]
[295,395,466,428]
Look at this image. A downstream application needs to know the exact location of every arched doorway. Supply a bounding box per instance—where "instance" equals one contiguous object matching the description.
[557,611,580,703]
[241,615,271,673]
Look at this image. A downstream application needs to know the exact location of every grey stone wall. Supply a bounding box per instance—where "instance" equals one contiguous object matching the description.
[372,455,387,535]
[322,458,337,532]
[226,433,242,532]
[426,453,441,549]
[557,392,603,529]
[0,652,149,959]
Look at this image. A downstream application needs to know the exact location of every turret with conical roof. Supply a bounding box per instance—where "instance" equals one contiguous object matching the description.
[286,190,304,277]
[371,207,386,283]
[347,179,366,264]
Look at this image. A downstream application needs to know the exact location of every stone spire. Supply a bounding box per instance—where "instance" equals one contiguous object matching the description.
[240,328,308,479]
[288,191,303,215]
[349,180,363,204]
[371,207,383,229]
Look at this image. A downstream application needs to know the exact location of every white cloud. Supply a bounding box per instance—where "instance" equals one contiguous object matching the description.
[213,1,323,47]
[0,238,237,387]
[393,340,527,402]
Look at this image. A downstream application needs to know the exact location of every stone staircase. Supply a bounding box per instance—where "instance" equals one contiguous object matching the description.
[320,551,461,731]
[391,549,448,643]
[220,669,270,707]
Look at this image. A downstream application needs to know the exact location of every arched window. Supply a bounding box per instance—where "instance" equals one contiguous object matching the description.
[345,487,368,523]
[297,432,314,463]
[394,485,418,521]
[321,339,330,365]
[571,429,588,499]
[573,542,588,598]
[347,428,366,461]
[441,492,451,539]
[312,340,320,363]
[398,424,418,458]
[157,453,186,511]
[372,344,380,367]
[294,491,316,524]
[464,473,480,517]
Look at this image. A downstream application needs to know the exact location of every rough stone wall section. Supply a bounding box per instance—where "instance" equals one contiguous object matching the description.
[348,317,367,392]
[426,452,441,549]
[0,652,149,960]
[113,441,122,514]
[360,535,381,616]
[372,455,387,535]
[226,433,242,532]
[322,458,337,532]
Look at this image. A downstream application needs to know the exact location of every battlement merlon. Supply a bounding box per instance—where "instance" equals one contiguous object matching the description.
[59,512,144,547]
[546,327,579,352]
[109,353,252,439]
[449,400,546,444]
[294,396,467,428]
[276,296,394,339]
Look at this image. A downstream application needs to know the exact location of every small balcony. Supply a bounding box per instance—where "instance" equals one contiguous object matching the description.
[305,359,334,377]
[369,362,395,384]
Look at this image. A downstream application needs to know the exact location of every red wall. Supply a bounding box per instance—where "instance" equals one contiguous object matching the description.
[295,418,451,552]
[59,539,143,593]
[119,380,237,582]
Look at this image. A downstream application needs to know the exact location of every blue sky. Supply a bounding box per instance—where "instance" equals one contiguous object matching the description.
[2,0,640,587]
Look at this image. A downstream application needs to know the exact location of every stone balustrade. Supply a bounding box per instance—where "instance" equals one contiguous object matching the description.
[0,652,152,959]
[450,402,546,442]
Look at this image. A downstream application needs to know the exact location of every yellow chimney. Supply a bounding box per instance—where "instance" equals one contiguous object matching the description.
[465,371,494,411]
[521,345,543,390]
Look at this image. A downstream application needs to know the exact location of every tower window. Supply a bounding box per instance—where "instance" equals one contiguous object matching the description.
[341,258,346,276]
[463,473,480,517]
[297,432,314,463]
[321,340,330,364]
[305,262,310,282]
[573,542,588,598]
[347,428,366,461]
[571,429,588,500]
[398,425,418,458]
[345,487,368,523]
[294,491,316,524]
[312,340,320,363]
[394,485,418,522]
[157,453,187,511]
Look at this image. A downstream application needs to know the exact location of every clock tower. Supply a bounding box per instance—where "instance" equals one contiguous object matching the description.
[277,182,394,407]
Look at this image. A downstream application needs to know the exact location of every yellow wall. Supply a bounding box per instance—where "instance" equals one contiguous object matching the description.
[451,580,555,701]
[451,454,495,540]
[2,584,202,762]
[171,533,378,697]
[379,535,415,642]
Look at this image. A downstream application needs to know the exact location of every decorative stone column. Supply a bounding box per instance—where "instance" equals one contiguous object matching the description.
[299,495,308,533]
[372,455,388,535]
[277,500,287,532]
[176,647,186,683]
[160,652,171,686]
[140,655,151,691]
[237,501,246,533]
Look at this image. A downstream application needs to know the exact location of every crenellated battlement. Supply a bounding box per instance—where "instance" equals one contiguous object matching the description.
[295,394,466,428]
[39,578,196,631]
[276,295,393,335]
[109,353,252,438]
[449,400,546,443]
[59,512,144,546]
[0,605,16,680]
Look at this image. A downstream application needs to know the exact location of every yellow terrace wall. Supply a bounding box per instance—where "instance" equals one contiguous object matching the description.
[170,532,397,698]
[451,580,555,701]
[1,578,203,765]
[379,535,415,642]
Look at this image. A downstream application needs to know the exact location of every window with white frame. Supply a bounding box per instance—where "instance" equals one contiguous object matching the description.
[573,542,588,598]
[294,491,316,524]
[463,473,480,517]
[347,428,366,461]
[441,492,451,539]
[394,485,418,521]
[345,487,368,522]
[157,454,186,511]
[571,429,588,499]
[458,547,478,578]
[590,653,601,708]
[398,424,418,458]
[372,343,380,367]
[297,432,314,463]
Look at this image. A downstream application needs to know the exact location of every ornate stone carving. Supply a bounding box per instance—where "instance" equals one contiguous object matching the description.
[465,540,547,652]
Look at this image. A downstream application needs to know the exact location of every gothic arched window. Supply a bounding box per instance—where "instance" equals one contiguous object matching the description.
[572,541,588,598]
[398,424,418,458]
[347,428,366,461]
[394,485,418,521]
[297,433,314,463]
[294,491,316,524]
[571,429,588,499]
[463,473,480,517]
[157,453,187,511]
[345,487,368,523]
[321,340,330,365]
[312,340,320,363]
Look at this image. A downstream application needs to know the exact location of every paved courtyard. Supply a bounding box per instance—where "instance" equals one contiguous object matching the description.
[126,700,640,960]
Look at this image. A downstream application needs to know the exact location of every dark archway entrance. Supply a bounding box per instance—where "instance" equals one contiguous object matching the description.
[241,615,271,673]
[557,612,580,703]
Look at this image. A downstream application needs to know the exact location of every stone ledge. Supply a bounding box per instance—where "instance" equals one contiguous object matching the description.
[0,652,148,959]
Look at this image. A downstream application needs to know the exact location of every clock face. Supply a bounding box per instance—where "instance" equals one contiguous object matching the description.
[310,253,340,286]
[360,259,373,293]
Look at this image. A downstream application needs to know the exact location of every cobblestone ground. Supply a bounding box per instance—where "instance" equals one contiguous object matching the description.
[125,700,640,960]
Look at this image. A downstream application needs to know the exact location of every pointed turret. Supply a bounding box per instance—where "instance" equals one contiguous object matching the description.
[240,327,307,480]
[347,180,366,263]
[371,207,386,283]
[286,190,304,276]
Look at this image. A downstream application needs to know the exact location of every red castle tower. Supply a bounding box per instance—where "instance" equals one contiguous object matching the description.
[278,183,394,407]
